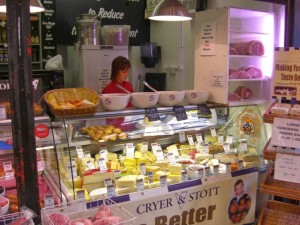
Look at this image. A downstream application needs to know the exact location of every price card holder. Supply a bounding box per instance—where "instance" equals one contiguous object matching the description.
[100,150,108,161]
[37,159,44,172]
[210,128,217,137]
[196,134,203,144]
[218,133,224,145]
[181,171,188,182]
[136,178,144,192]
[223,143,231,154]
[239,140,248,152]
[98,158,108,172]
[87,160,95,170]
[140,163,146,175]
[198,104,212,118]
[226,163,231,173]
[3,161,12,172]
[187,135,194,146]
[84,151,91,158]
[76,189,85,201]
[76,146,84,158]
[107,185,116,198]
[148,172,154,184]
[198,168,204,179]
[204,166,210,177]
[104,178,112,187]
[67,159,77,178]
[151,143,159,155]
[0,105,6,119]
[202,144,209,154]
[238,160,244,170]
[195,141,201,152]
[156,149,164,162]
[114,170,121,180]
[126,143,135,158]
[274,154,300,183]
[173,106,188,121]
[142,142,148,153]
[160,175,167,187]
[167,153,176,165]
[145,107,161,122]
[226,135,233,144]
[213,165,219,176]
[179,132,186,143]
[44,194,54,208]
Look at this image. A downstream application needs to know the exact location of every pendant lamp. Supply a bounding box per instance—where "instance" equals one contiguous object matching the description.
[149,0,192,21]
[0,0,45,13]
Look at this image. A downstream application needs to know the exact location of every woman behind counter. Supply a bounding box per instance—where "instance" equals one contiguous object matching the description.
[102,56,134,95]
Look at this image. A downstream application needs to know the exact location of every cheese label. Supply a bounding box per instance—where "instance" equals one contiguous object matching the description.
[218,133,224,144]
[148,172,153,183]
[167,145,179,157]
[198,168,204,179]
[98,158,108,172]
[44,194,54,208]
[114,170,121,179]
[187,135,194,146]
[226,163,231,173]
[205,166,210,177]
[151,143,159,155]
[107,185,116,198]
[142,142,148,153]
[156,149,164,162]
[195,141,201,152]
[226,135,234,143]
[87,160,95,170]
[5,170,14,178]
[84,151,91,158]
[179,132,186,143]
[181,171,188,182]
[167,152,176,165]
[104,178,112,187]
[3,161,12,172]
[160,175,167,187]
[76,146,84,158]
[196,134,203,144]
[67,159,77,178]
[136,178,144,192]
[140,163,146,175]
[210,128,217,137]
[0,105,6,119]
[202,144,209,154]
[239,140,248,152]
[100,150,108,161]
[126,143,135,158]
[213,165,219,175]
[223,143,231,154]
[76,189,85,201]
[238,160,244,170]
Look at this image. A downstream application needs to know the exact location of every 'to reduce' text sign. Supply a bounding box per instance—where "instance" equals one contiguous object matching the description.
[271,117,300,148]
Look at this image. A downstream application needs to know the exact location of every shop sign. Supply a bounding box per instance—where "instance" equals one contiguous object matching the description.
[274,153,300,184]
[34,124,49,138]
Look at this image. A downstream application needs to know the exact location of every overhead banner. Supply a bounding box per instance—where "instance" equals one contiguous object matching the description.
[272,47,300,101]
[87,168,259,225]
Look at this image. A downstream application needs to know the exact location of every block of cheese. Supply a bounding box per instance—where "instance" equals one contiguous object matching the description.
[144,181,160,189]
[111,161,120,170]
[82,183,104,193]
[154,171,167,181]
[89,188,107,200]
[168,174,182,184]
[168,163,182,175]
[195,153,213,162]
[77,157,95,167]
[65,176,83,189]
[121,158,136,167]
[116,186,137,195]
[214,154,238,164]
[134,151,142,159]
[154,161,169,169]
[95,152,118,161]
[116,175,137,188]
[136,157,149,166]
[146,166,160,174]
[83,170,114,185]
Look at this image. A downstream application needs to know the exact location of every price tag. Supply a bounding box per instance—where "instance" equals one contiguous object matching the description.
[142,142,148,153]
[104,178,112,187]
[151,143,159,155]
[274,154,300,183]
[148,172,154,183]
[204,166,210,177]
[84,151,91,158]
[223,143,231,154]
[181,171,188,182]
[238,160,244,170]
[194,141,201,152]
[198,104,212,117]
[100,150,108,161]
[114,170,121,180]
[76,189,85,201]
[145,107,161,122]
[167,145,179,157]
[67,159,77,178]
[210,128,217,137]
[198,168,204,179]
[218,133,224,144]
[44,194,54,208]
[239,140,248,152]
[196,134,203,144]
[98,158,108,172]
[173,106,188,121]
[202,144,209,154]
[156,149,164,162]
[187,135,194,146]
[226,163,231,173]
[76,146,84,158]
[140,163,146,175]
[167,153,176,165]
[5,170,14,178]
[107,185,116,198]
[3,161,12,172]
[160,175,167,187]
[0,105,6,119]
[136,178,144,192]
[179,132,186,143]
[87,160,95,170]
[126,143,135,158]
[226,135,234,144]
[37,159,44,172]
[213,165,219,175]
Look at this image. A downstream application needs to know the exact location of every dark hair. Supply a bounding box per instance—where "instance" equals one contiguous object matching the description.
[234,179,244,188]
[111,56,131,81]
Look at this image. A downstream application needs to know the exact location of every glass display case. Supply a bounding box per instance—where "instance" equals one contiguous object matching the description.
[46,104,268,201]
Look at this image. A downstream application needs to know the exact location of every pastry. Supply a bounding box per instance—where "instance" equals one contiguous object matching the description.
[270,103,290,115]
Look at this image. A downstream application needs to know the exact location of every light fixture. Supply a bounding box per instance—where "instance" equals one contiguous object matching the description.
[0,0,45,13]
[149,0,192,22]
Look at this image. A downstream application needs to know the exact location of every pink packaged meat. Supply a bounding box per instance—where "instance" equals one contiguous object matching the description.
[229,40,264,56]
[93,216,123,225]
[234,86,253,99]
[71,218,93,225]
[229,69,251,79]
[47,213,71,225]
[238,66,263,78]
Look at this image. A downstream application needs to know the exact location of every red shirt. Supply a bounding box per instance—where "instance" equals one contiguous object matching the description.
[102,80,134,107]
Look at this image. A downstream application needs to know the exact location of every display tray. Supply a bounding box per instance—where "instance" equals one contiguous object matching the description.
[263,103,300,124]
[262,139,300,160]
[0,211,28,225]
[260,168,300,201]
[257,200,300,225]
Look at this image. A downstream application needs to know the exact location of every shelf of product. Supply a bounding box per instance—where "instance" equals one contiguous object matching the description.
[263,138,300,160]
[263,102,300,123]
[258,200,300,225]
[46,104,267,201]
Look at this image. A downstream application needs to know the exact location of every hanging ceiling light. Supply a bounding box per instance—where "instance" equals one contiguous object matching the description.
[149,0,192,21]
[0,0,45,13]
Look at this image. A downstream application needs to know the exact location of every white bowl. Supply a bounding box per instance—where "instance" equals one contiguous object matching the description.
[158,91,185,107]
[0,196,9,214]
[130,92,159,108]
[100,94,130,111]
[184,90,209,105]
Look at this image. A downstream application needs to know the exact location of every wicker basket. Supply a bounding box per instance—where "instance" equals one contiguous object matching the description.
[263,139,300,160]
[263,103,300,124]
[44,88,99,117]
[258,200,300,225]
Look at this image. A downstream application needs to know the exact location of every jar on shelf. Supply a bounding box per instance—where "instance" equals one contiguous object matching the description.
[76,14,101,46]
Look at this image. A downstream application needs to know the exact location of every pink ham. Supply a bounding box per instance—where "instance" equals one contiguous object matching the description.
[71,218,93,225]
[239,66,262,78]
[229,69,251,79]
[230,40,264,56]
[229,47,238,55]
[9,217,30,225]
[234,86,253,99]
[228,93,242,101]
[93,216,123,225]
[48,213,71,225]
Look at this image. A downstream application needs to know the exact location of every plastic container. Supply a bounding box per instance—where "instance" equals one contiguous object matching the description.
[76,14,101,45]
[101,25,130,46]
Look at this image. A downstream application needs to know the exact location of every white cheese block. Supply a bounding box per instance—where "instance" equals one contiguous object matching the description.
[89,188,107,200]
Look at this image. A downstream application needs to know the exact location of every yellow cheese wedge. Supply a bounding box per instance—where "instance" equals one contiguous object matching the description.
[136,157,149,166]
[154,161,169,169]
[82,183,104,193]
[134,151,142,159]
[168,163,182,175]
[146,166,160,174]
[168,174,182,184]
[116,175,137,188]
[121,158,136,167]
[66,176,83,189]
[83,171,114,185]
[111,161,121,170]
[154,171,168,181]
